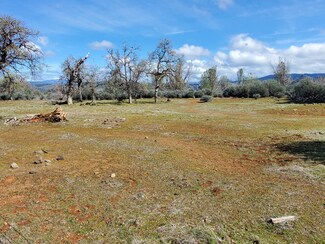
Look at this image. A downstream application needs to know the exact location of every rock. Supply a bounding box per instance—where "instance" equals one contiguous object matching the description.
[10,163,19,169]
[34,150,45,154]
[45,162,51,166]
[56,155,64,161]
[44,159,52,163]
[34,159,43,164]
[144,136,149,139]
[110,173,116,178]
[29,170,37,174]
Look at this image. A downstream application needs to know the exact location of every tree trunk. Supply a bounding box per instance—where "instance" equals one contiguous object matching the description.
[128,93,133,104]
[79,88,83,102]
[67,95,73,105]
[92,93,96,104]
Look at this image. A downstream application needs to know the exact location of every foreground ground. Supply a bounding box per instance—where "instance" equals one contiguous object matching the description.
[0,98,324,243]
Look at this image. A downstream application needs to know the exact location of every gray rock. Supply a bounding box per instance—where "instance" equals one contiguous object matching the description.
[10,163,19,169]
[29,169,37,174]
[56,155,64,161]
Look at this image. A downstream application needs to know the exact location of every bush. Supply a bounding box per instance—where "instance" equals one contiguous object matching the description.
[194,90,204,98]
[289,80,325,103]
[200,95,213,102]
[253,93,261,99]
[265,80,286,98]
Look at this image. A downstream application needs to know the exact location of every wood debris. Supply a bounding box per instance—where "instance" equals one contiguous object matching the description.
[4,107,67,125]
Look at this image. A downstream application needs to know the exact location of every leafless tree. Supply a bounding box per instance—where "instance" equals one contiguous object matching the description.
[61,53,89,105]
[166,58,191,91]
[84,65,102,104]
[272,57,291,86]
[106,44,146,104]
[148,39,179,103]
[0,15,42,77]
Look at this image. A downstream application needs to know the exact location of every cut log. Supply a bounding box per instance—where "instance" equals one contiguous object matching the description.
[270,216,296,224]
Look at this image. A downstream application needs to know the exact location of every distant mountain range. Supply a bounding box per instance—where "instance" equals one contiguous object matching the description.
[259,73,325,81]
[29,79,63,92]
[29,73,325,91]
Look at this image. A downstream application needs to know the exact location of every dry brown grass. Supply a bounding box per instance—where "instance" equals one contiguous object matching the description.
[0,98,324,243]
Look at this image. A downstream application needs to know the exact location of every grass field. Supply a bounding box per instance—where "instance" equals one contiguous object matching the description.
[0,98,324,243]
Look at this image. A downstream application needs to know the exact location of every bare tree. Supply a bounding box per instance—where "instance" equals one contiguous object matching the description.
[106,44,146,104]
[0,15,42,78]
[61,53,89,105]
[166,58,191,91]
[273,57,291,86]
[84,65,102,104]
[148,39,179,103]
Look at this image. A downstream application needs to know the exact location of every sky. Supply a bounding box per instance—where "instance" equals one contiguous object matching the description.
[1,0,325,81]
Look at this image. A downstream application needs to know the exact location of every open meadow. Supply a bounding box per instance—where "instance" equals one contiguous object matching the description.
[0,98,324,243]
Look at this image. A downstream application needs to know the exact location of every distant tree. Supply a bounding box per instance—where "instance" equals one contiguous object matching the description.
[272,57,291,86]
[199,66,218,94]
[166,58,191,91]
[148,39,179,103]
[106,44,146,104]
[218,75,230,95]
[0,72,24,100]
[237,68,244,84]
[0,15,42,78]
[84,65,101,104]
[61,53,89,105]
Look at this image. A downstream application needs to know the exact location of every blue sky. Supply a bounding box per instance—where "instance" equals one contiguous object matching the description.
[2,0,325,81]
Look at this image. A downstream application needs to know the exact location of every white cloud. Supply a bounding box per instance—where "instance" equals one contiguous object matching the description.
[210,34,325,79]
[176,44,211,59]
[216,0,234,10]
[90,40,114,50]
[38,36,49,46]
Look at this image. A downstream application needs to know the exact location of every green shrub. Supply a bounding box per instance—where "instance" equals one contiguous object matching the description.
[289,80,325,103]
[194,90,204,98]
[253,93,261,99]
[200,95,213,102]
[265,79,286,98]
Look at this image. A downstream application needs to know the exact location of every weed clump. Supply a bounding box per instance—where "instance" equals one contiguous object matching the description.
[200,95,213,103]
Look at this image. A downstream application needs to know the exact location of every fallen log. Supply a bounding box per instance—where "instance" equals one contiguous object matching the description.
[269,216,296,224]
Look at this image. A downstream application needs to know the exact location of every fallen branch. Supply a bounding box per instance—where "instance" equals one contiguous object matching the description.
[270,216,296,224]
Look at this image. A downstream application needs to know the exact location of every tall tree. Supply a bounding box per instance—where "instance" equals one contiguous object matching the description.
[61,53,89,105]
[199,66,218,93]
[106,44,146,104]
[148,39,179,103]
[0,15,42,99]
[166,58,191,91]
[237,68,244,85]
[273,57,291,86]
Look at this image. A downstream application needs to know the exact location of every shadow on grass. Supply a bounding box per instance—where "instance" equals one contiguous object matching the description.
[276,140,325,164]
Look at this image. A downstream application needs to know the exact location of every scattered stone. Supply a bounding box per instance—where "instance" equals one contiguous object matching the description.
[144,136,149,139]
[319,132,324,135]
[34,150,45,154]
[29,169,37,174]
[45,162,51,166]
[56,155,64,161]
[44,159,52,163]
[34,159,43,164]
[110,173,116,178]
[10,163,19,169]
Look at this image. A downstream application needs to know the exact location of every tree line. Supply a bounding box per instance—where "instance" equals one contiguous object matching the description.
[1,15,324,104]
